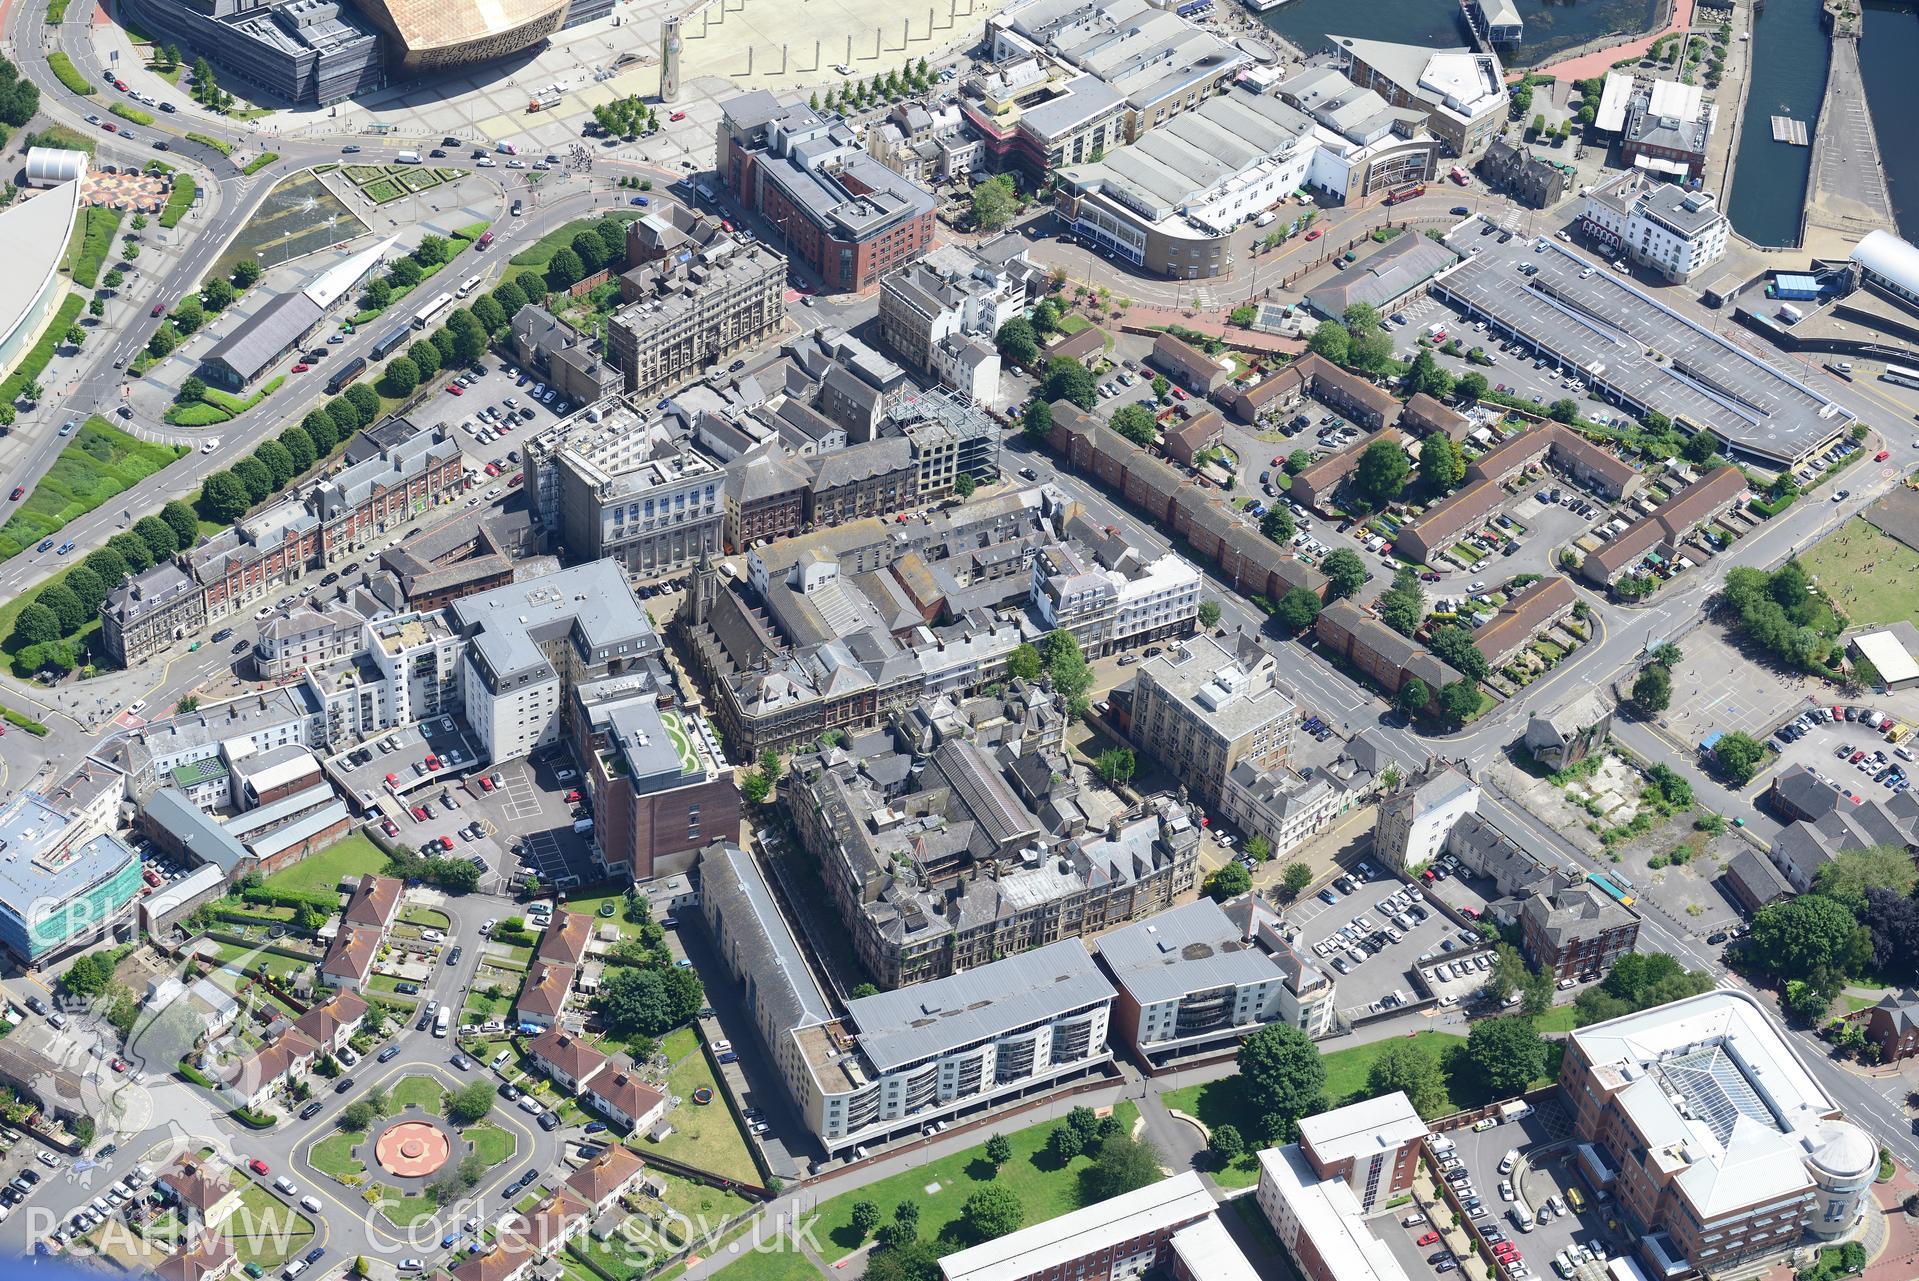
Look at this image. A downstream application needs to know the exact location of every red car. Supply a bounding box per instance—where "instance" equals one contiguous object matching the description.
[248,1159,269,1176]
[151,302,166,318]
[563,789,581,803]
[113,79,128,91]
[479,776,495,792]
[110,1057,127,1073]
[670,110,687,121]
[508,473,524,486]
[1416,1232,1439,1247]
[446,383,464,396]
[101,122,117,132]
[381,818,400,836]
[1305,227,1322,240]
[484,463,502,477]
[8,487,22,501]
[1492,1242,1518,1256]
[1422,868,1437,882]
[292,363,310,373]
[410,805,429,822]
[1877,450,1891,461]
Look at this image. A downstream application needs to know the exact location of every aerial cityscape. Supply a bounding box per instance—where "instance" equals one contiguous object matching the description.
[0,0,1917,1280]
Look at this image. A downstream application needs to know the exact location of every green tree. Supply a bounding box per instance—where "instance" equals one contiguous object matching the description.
[962,1184,1024,1240]
[12,603,58,648]
[1379,568,1424,636]
[278,427,316,475]
[344,383,380,422]
[1030,299,1061,336]
[1750,895,1873,981]
[1418,433,1466,492]
[232,259,263,287]
[1281,862,1313,898]
[1438,680,1480,725]
[1813,846,1919,915]
[1083,1132,1167,1201]
[1285,449,1312,474]
[146,323,180,358]
[954,473,977,499]
[64,565,105,618]
[388,258,422,289]
[202,277,235,312]
[742,772,771,805]
[447,1080,494,1124]
[1021,398,1053,443]
[38,584,85,634]
[1407,348,1454,400]
[1365,1036,1450,1118]
[1783,978,1832,1024]
[1397,677,1431,714]
[159,499,199,550]
[862,1240,941,1281]
[1352,440,1412,508]
[984,1133,1012,1169]
[84,546,128,590]
[1197,599,1222,629]
[131,515,178,562]
[408,340,442,379]
[109,531,153,573]
[1094,748,1136,786]
[1549,398,1579,424]
[1465,1015,1549,1097]
[303,408,339,455]
[1006,642,1043,682]
[491,279,527,316]
[1042,628,1092,713]
[1043,357,1096,411]
[1428,624,1489,682]
[471,294,507,335]
[970,174,1017,231]
[364,277,393,309]
[1261,504,1296,545]
[1204,862,1252,901]
[378,356,420,399]
[1456,372,1489,402]
[1275,586,1321,633]
[1708,730,1766,784]
[199,471,250,523]
[1208,1123,1245,1164]
[1239,1023,1325,1134]
[571,229,611,275]
[1681,430,1719,464]
[851,1200,882,1240]
[1321,548,1367,600]
[546,246,585,291]
[1151,374,1170,403]
[1632,664,1671,714]
[1111,402,1157,446]
[177,375,207,404]
[1307,320,1350,365]
[255,440,295,490]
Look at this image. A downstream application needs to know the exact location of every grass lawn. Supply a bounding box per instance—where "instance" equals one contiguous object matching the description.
[309,1131,365,1180]
[464,991,512,1021]
[707,1249,817,1281]
[0,418,184,561]
[570,1226,657,1281]
[1533,1004,1580,1033]
[641,1035,758,1184]
[1800,517,1919,629]
[466,1122,515,1166]
[1053,313,1092,337]
[375,1189,439,1228]
[811,1101,1139,1261]
[220,1183,315,1268]
[65,206,123,288]
[401,905,451,930]
[390,1074,445,1111]
[207,942,310,981]
[260,833,388,896]
[1158,1079,1263,1188]
[651,1171,754,1245]
[508,212,645,269]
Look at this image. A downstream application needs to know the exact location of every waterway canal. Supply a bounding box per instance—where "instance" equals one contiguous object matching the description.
[1858,1,1919,241]
[1256,0,1660,68]
[1725,0,1831,246]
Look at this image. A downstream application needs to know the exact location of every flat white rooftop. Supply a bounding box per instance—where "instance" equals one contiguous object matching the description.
[938,1171,1215,1281]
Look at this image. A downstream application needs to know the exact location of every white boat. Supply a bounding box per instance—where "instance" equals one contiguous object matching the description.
[1242,0,1292,11]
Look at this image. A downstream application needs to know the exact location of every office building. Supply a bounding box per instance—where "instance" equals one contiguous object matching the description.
[117,0,382,106]
[102,562,211,668]
[1031,541,1201,659]
[1220,761,1341,864]
[1374,763,1479,874]
[606,207,787,398]
[449,562,662,765]
[523,398,723,578]
[1096,897,1335,1065]
[718,92,936,294]
[1277,66,1439,202]
[0,791,143,966]
[876,240,1034,400]
[1595,74,1717,182]
[1562,990,1878,1272]
[1332,37,1508,157]
[578,680,739,881]
[938,1173,1224,1281]
[1579,177,1729,283]
[1129,634,1296,809]
[1517,878,1639,975]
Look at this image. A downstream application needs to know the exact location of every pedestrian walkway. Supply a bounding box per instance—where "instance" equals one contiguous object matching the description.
[1527,0,1698,83]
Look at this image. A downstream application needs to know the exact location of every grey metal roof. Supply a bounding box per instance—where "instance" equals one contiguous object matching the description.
[205,290,324,382]
[845,938,1114,1073]
[698,843,832,1038]
[144,788,251,872]
[1095,898,1285,1006]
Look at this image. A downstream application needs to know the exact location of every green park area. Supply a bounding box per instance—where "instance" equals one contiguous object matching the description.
[636,1028,757,1184]
[1799,517,1919,630]
[65,206,123,288]
[810,1101,1139,1263]
[220,1182,315,1269]
[508,211,646,270]
[0,419,184,561]
[260,834,388,897]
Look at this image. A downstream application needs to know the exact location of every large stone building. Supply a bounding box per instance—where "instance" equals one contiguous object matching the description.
[1579,176,1729,284]
[605,206,787,398]
[1129,634,1297,809]
[1516,877,1639,975]
[717,92,936,294]
[102,562,210,668]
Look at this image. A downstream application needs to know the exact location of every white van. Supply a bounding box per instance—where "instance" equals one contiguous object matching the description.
[283,1261,309,1281]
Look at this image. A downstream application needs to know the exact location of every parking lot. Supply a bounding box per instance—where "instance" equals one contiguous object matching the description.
[1437,1107,1627,1281]
[1759,702,1918,806]
[1289,862,1484,1019]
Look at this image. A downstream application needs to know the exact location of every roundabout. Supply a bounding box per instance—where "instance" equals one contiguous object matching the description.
[373,1119,454,1181]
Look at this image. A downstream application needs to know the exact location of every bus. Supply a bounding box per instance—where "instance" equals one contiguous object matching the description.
[1882,364,1919,390]
[412,291,455,330]
[325,356,367,395]
[1384,183,1426,206]
[370,323,411,360]
[456,274,483,298]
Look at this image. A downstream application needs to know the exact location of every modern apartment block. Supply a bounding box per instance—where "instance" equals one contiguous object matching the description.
[1256,1095,1427,1281]
[1096,897,1335,1066]
[0,791,143,967]
[1295,1093,1428,1212]
[1561,990,1877,1274]
[718,92,937,294]
[523,398,724,579]
[1129,634,1297,809]
[1332,37,1508,158]
[799,940,1114,1155]
[605,206,787,398]
[1579,176,1729,283]
[1373,763,1479,874]
[938,1174,1240,1281]
[577,680,739,881]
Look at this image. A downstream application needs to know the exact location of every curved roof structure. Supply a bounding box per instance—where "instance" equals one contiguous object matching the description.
[0,179,83,375]
[354,0,566,68]
[25,147,87,187]
[1852,228,1919,295]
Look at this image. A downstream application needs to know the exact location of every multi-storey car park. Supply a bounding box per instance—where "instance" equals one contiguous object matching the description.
[1430,230,1855,469]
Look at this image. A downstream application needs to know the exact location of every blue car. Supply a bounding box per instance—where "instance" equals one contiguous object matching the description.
[583,1122,607,1134]
[1317,889,1340,905]
[441,1233,461,1249]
